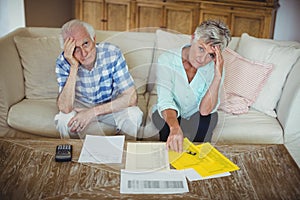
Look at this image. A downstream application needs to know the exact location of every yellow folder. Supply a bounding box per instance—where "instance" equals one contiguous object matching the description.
[169,138,239,177]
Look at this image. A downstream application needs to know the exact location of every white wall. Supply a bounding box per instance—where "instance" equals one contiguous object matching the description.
[0,0,25,38]
[273,0,300,42]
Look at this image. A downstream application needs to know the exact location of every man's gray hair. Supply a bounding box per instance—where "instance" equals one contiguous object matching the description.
[59,19,95,48]
[194,20,231,50]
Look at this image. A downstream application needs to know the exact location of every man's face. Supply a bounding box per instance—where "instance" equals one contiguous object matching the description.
[72,27,96,69]
[188,39,215,69]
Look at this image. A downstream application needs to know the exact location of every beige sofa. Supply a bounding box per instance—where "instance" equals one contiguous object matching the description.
[0,27,299,166]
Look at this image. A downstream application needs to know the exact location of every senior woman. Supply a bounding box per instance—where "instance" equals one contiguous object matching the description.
[152,20,231,152]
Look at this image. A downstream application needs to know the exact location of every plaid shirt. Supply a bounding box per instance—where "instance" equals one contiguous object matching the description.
[56,42,134,105]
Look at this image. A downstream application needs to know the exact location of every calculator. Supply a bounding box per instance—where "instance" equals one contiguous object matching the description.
[55,144,72,162]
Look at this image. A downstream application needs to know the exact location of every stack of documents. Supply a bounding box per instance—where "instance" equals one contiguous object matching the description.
[125,143,170,171]
[169,138,240,178]
[78,135,125,164]
[120,169,189,194]
[121,142,189,194]
[77,136,239,194]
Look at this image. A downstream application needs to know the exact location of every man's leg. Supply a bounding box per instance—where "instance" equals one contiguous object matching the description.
[54,111,108,139]
[111,106,143,140]
[54,111,79,139]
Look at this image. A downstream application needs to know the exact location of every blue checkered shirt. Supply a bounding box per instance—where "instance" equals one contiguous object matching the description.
[56,42,134,105]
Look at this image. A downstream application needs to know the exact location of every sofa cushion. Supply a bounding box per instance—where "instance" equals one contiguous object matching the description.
[99,31,156,94]
[236,33,300,117]
[136,93,149,126]
[142,94,160,140]
[227,37,240,50]
[219,48,273,114]
[14,36,61,99]
[148,30,190,94]
[7,99,127,138]
[212,109,283,144]
[155,29,190,51]
[144,95,283,144]
[7,99,59,137]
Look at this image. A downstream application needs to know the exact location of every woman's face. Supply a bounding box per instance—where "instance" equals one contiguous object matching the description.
[188,39,215,69]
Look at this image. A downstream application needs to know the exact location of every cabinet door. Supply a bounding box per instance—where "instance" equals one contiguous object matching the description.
[135,1,198,34]
[199,2,276,38]
[200,10,230,26]
[231,13,272,38]
[135,2,164,31]
[105,0,131,31]
[165,4,198,34]
[81,0,105,30]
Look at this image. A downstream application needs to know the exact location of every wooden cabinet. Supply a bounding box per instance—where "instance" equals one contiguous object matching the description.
[75,0,199,34]
[199,1,278,38]
[75,0,279,38]
[78,0,104,30]
[75,0,131,31]
[134,1,199,34]
[105,0,131,31]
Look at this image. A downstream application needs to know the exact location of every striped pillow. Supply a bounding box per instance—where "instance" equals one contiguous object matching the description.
[219,48,273,114]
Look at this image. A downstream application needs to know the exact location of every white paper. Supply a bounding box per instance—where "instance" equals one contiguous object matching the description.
[120,169,189,194]
[125,142,170,171]
[78,135,125,164]
[183,168,231,181]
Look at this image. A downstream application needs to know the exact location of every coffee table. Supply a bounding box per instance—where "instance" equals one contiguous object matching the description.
[0,138,299,199]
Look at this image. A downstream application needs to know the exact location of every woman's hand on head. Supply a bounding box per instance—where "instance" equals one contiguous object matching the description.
[212,45,224,78]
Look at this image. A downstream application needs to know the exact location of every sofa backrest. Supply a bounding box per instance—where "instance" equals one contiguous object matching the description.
[2,27,299,114]
[0,28,31,135]
[96,30,156,94]
[32,28,156,95]
[0,28,31,106]
[3,28,157,97]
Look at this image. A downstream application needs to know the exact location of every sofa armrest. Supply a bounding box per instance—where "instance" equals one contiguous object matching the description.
[0,28,27,135]
[277,59,300,144]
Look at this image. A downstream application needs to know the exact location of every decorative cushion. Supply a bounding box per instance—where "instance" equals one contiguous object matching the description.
[14,36,61,99]
[155,29,190,51]
[101,31,156,94]
[148,30,190,93]
[219,48,273,114]
[236,33,300,117]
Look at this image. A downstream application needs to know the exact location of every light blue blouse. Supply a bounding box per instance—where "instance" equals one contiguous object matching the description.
[153,46,224,119]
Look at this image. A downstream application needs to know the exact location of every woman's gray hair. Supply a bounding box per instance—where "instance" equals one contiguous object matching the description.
[193,20,231,50]
[59,19,95,48]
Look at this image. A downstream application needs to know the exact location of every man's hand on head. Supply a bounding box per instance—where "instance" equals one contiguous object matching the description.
[64,37,79,68]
